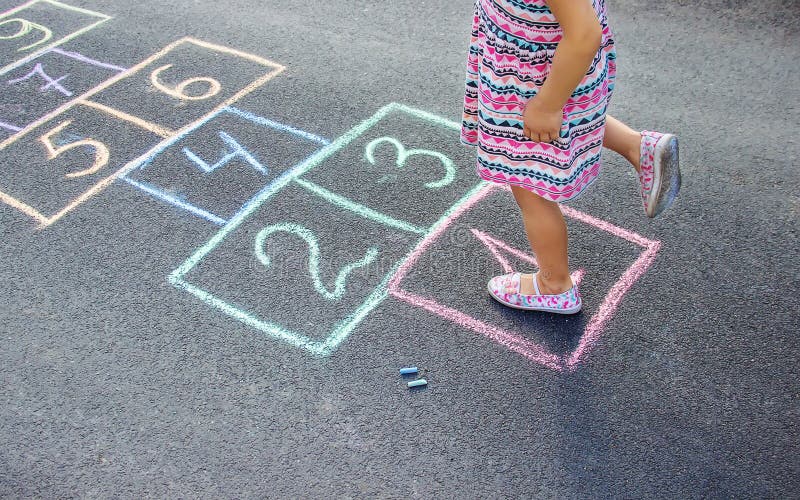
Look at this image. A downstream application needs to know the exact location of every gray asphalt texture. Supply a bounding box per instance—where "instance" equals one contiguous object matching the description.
[1,0,798,497]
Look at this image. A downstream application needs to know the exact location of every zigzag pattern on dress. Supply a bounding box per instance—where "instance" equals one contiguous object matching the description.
[461,0,617,202]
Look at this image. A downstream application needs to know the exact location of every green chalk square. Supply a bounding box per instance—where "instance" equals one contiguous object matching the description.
[169,103,483,356]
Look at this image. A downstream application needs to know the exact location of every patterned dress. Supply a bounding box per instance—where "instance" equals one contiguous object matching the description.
[461,0,617,202]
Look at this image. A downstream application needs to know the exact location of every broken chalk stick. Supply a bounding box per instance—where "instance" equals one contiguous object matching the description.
[407,379,428,388]
[399,367,418,375]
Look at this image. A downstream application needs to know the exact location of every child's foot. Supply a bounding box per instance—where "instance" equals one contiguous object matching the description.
[638,130,682,218]
[487,272,582,314]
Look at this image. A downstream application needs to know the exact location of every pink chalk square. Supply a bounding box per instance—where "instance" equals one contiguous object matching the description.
[388,183,661,372]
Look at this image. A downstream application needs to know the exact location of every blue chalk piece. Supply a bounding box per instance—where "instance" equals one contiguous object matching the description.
[399,367,418,375]
[407,379,427,388]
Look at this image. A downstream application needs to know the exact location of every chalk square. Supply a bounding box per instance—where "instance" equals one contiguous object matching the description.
[298,104,478,232]
[170,182,420,356]
[0,0,110,76]
[0,103,162,224]
[0,49,123,131]
[123,107,327,224]
[388,183,661,372]
[85,38,284,133]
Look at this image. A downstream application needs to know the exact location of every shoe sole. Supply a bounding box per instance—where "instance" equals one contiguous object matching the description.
[486,282,582,315]
[646,134,682,218]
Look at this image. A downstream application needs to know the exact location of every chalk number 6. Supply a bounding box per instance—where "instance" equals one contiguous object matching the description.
[150,64,222,101]
[40,121,109,178]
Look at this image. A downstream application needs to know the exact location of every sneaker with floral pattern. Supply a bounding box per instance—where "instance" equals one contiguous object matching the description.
[487,272,582,314]
[639,130,681,218]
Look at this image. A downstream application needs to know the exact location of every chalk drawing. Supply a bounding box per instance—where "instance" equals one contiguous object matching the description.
[121,177,228,226]
[0,49,124,143]
[365,137,455,189]
[388,183,662,372]
[0,0,111,76]
[169,102,479,357]
[122,106,326,225]
[183,131,267,175]
[150,64,221,101]
[0,37,284,227]
[0,18,52,52]
[39,119,109,178]
[470,228,585,286]
[254,222,380,301]
[294,178,427,235]
[7,62,71,95]
[49,47,126,72]
[0,120,22,132]
[78,99,174,139]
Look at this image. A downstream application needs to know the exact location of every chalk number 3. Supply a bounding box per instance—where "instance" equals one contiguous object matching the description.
[365,137,455,189]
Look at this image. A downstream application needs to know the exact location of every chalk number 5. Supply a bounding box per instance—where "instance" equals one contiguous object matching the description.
[39,121,109,178]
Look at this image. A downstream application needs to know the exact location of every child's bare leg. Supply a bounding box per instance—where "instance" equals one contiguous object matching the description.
[603,115,642,172]
[510,185,573,295]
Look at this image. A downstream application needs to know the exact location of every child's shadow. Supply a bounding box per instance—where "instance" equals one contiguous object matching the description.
[490,298,588,355]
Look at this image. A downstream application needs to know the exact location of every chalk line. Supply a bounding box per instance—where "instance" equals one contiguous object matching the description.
[121,177,227,226]
[294,177,427,235]
[49,47,127,72]
[0,120,22,132]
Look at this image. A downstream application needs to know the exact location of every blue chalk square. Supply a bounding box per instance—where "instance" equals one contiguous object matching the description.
[124,107,328,224]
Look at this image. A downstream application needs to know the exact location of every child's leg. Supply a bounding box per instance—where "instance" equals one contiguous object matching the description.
[603,115,641,172]
[510,185,574,295]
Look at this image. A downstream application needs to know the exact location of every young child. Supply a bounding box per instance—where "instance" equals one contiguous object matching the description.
[462,0,681,314]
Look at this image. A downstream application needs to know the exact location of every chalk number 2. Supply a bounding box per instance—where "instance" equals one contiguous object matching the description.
[255,223,378,301]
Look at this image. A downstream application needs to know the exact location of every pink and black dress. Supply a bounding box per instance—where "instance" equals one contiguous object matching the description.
[461,0,617,202]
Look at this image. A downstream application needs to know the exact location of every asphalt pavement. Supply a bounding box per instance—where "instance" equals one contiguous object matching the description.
[0,0,798,497]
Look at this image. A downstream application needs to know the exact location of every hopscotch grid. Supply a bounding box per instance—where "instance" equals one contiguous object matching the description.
[0,38,285,227]
[0,0,111,76]
[169,102,481,356]
[123,106,327,227]
[0,37,284,150]
[169,102,400,281]
[388,182,662,372]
